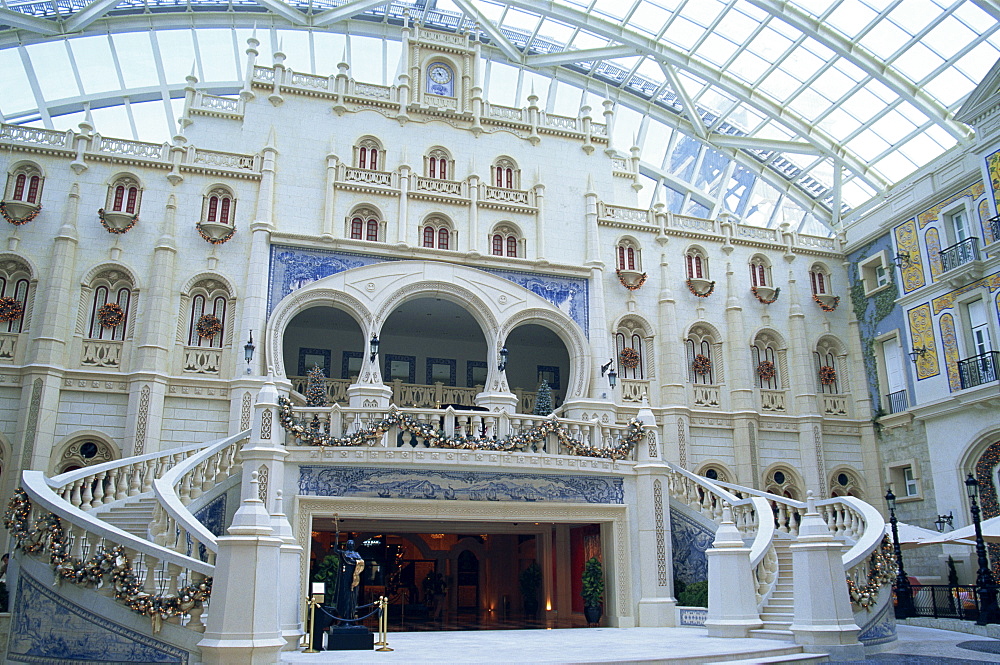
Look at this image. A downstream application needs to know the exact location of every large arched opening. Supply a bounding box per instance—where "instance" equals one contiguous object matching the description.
[282,305,366,402]
[504,323,571,413]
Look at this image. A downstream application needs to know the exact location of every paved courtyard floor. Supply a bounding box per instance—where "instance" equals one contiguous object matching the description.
[281,623,1000,664]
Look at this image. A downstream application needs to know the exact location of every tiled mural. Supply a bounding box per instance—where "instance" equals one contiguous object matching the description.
[670,507,714,586]
[7,567,188,663]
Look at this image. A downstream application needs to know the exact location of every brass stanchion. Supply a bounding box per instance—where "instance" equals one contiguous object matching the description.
[374,596,387,646]
[304,594,322,653]
[376,596,393,652]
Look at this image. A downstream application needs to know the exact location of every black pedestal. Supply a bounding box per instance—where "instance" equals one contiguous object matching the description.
[325,625,374,651]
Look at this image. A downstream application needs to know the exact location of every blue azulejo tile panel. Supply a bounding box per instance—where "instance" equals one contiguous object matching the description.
[679,608,707,626]
[299,466,623,503]
[857,599,897,646]
[194,493,226,537]
[671,507,714,586]
[480,267,588,335]
[8,568,189,663]
[267,246,590,336]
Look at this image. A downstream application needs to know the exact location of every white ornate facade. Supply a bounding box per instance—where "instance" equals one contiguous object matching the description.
[0,18,912,664]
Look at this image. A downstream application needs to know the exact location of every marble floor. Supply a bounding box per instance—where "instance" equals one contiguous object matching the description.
[280,625,1000,664]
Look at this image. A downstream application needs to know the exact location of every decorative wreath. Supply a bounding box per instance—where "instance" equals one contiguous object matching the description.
[692,354,712,376]
[98,208,138,234]
[97,303,125,328]
[0,296,23,322]
[196,314,222,340]
[819,365,838,386]
[756,360,776,381]
[0,201,41,226]
[813,293,840,312]
[619,347,640,369]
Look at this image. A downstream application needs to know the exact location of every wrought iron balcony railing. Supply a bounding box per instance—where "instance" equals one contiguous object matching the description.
[939,237,980,272]
[958,351,1000,390]
[988,215,1000,245]
[884,389,908,414]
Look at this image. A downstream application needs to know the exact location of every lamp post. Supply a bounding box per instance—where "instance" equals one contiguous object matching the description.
[934,512,954,533]
[885,488,914,618]
[965,473,997,625]
[607,367,617,389]
[369,334,380,363]
[498,346,508,373]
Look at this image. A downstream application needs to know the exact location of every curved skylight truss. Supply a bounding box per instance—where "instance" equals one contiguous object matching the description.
[0,0,995,232]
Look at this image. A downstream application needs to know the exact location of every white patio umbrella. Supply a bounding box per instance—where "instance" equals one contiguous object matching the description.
[885,521,958,549]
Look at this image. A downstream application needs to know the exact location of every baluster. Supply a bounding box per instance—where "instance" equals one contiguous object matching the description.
[80,477,94,510]
[92,472,107,507]
[70,524,86,560]
[187,571,207,632]
[127,462,142,496]
[142,459,156,492]
[86,532,102,564]
[776,503,789,533]
[109,467,124,501]
[165,562,183,624]
[179,473,193,504]
[143,554,160,596]
[61,484,73,503]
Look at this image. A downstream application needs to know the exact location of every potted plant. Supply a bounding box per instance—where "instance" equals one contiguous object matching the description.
[519,561,542,618]
[582,556,604,626]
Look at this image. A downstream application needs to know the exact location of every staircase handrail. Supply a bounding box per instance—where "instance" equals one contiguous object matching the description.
[713,481,886,569]
[153,430,249,555]
[20,469,213,575]
[49,440,213,492]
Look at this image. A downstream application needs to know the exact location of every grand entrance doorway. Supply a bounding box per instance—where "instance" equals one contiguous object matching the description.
[308,518,603,631]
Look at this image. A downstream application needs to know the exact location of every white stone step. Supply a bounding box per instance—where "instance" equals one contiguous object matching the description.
[749,628,795,640]
[717,652,828,664]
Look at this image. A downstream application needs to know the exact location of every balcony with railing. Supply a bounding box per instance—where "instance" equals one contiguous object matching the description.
[883,389,908,414]
[986,215,1000,252]
[958,351,999,390]
[939,237,982,285]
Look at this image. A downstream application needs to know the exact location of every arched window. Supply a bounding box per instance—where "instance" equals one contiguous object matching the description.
[614,321,650,382]
[422,218,454,250]
[490,224,522,258]
[751,331,784,391]
[749,255,771,288]
[685,325,721,385]
[830,469,864,499]
[55,437,116,474]
[698,464,729,483]
[0,258,32,335]
[814,337,847,394]
[616,239,641,271]
[107,176,141,215]
[185,279,232,349]
[203,187,236,225]
[5,163,43,205]
[809,264,830,295]
[425,148,453,180]
[356,137,383,170]
[492,157,519,189]
[86,269,135,342]
[764,467,801,500]
[685,247,709,280]
[346,207,382,243]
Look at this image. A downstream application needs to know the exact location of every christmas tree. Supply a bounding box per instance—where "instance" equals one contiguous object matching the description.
[305,364,329,407]
[534,380,553,416]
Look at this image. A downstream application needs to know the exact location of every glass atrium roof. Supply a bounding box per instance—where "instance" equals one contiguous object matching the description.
[0,0,996,233]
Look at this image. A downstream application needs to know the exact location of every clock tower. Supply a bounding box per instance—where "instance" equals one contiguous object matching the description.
[400,13,481,116]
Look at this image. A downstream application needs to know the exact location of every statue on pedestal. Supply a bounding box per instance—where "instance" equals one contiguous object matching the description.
[334,540,365,623]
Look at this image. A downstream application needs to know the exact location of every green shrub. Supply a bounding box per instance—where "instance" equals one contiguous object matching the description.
[677,580,708,607]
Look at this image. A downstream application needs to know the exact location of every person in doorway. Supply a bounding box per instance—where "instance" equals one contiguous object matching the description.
[334,540,365,623]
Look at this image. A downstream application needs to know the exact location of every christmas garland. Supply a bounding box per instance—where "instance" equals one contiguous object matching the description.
[4,489,212,631]
[0,296,23,322]
[751,285,780,304]
[615,269,647,291]
[196,314,222,340]
[756,360,776,381]
[196,222,235,245]
[619,347,640,369]
[813,293,840,312]
[98,208,138,234]
[0,200,41,226]
[278,396,644,461]
[692,354,712,376]
[846,537,896,609]
[97,303,125,328]
[686,278,715,297]
[819,365,837,386]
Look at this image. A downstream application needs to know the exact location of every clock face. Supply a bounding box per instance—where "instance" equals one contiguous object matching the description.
[429,64,452,85]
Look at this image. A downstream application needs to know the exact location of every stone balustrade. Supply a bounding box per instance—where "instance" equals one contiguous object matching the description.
[288,377,545,411]
[81,339,123,369]
[820,394,851,417]
[182,346,223,375]
[759,389,786,413]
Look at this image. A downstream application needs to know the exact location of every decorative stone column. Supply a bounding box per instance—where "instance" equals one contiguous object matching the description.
[271,490,303,650]
[347,329,392,408]
[474,339,517,413]
[790,492,864,660]
[633,400,676,626]
[703,507,762,637]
